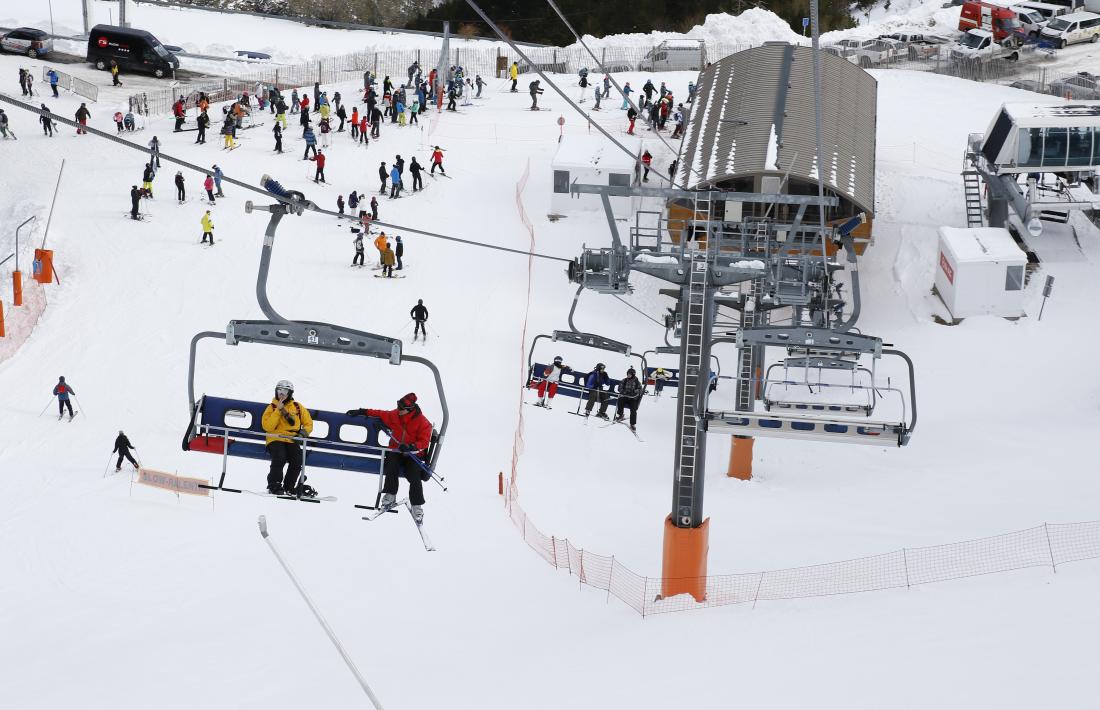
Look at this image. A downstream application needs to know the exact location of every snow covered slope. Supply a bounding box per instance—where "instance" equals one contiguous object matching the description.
[2,13,1100,710]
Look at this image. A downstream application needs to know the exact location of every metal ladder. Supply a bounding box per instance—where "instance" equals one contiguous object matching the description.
[674,249,709,525]
[963,171,984,228]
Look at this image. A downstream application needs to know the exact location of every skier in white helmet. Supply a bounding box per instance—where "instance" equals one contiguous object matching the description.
[261,379,314,496]
[533,355,572,408]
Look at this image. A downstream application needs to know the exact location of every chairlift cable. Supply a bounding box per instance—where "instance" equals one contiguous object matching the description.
[613,294,665,328]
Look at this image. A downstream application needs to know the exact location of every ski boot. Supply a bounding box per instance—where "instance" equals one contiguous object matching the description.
[267,483,284,495]
[380,493,397,510]
[298,483,318,499]
[411,504,425,523]
[115,467,122,473]
[630,425,637,433]
[596,412,610,421]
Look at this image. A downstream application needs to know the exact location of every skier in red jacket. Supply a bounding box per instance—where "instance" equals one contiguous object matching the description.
[347,392,434,520]
[312,150,326,183]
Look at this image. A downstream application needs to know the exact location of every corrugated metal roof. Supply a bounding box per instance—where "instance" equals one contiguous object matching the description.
[678,43,877,215]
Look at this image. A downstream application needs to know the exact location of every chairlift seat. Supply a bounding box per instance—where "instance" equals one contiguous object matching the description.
[526,363,624,403]
[643,366,681,389]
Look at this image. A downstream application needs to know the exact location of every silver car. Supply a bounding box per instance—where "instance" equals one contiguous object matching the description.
[1048,71,1100,100]
[1,27,52,57]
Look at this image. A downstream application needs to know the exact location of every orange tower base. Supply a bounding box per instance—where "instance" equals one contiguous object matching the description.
[660,515,709,602]
[726,435,753,480]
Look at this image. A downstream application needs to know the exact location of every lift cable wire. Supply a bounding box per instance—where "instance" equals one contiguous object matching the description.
[613,294,666,328]
[0,93,573,265]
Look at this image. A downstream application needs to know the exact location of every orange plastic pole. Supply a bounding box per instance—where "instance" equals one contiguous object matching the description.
[660,515,709,602]
[12,270,22,307]
[498,471,503,495]
[726,435,753,480]
[0,300,5,337]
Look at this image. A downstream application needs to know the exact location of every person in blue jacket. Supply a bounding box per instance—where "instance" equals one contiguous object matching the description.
[389,164,402,198]
[303,126,317,159]
[53,376,75,420]
[583,363,611,419]
[47,69,59,98]
[212,164,224,197]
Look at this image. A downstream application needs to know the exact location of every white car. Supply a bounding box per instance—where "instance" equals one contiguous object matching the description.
[1039,11,1100,48]
[826,38,904,67]
[0,27,52,57]
[879,32,952,59]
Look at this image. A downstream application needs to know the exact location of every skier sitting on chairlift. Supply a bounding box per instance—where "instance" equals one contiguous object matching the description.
[261,379,315,497]
[534,355,572,409]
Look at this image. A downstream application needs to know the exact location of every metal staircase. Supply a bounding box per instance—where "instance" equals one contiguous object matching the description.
[963,170,984,228]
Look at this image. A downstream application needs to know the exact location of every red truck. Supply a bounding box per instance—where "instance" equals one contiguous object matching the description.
[958,1,1024,41]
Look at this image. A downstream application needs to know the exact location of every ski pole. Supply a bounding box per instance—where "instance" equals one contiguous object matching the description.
[73,395,87,417]
[101,451,115,478]
[39,398,54,417]
[257,517,386,710]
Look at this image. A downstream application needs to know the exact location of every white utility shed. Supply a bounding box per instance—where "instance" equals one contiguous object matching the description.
[551,135,640,220]
[935,226,1028,319]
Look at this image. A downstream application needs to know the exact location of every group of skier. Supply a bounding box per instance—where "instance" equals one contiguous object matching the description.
[530,357,650,433]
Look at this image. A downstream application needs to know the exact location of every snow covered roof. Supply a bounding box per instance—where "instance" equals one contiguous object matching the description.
[939,227,1027,263]
[1001,101,1100,128]
[552,134,640,173]
[677,42,877,216]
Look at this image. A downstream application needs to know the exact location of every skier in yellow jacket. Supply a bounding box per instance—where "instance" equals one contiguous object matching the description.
[261,379,315,495]
[200,211,214,245]
[509,61,518,92]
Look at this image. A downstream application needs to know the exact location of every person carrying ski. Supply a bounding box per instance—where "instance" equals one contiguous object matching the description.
[430,146,445,175]
[583,363,611,419]
[534,355,571,408]
[510,61,519,92]
[410,299,428,338]
[203,174,216,204]
[409,157,424,191]
[395,235,404,270]
[613,367,644,432]
[40,104,53,136]
[641,150,652,182]
[53,376,75,419]
[75,103,90,135]
[262,380,315,496]
[381,241,396,277]
[113,430,139,472]
[346,393,434,522]
[529,80,543,110]
[174,171,185,203]
[141,163,155,199]
[352,227,365,266]
[129,186,141,220]
[312,149,326,183]
[272,121,283,153]
[200,211,215,245]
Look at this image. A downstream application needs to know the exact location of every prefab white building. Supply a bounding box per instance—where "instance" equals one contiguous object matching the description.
[550,135,641,220]
[935,226,1028,319]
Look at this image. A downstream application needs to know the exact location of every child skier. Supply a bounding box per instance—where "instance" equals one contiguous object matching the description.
[53,376,76,420]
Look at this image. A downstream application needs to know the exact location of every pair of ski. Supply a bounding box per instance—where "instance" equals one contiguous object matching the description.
[600,418,643,441]
[58,411,78,422]
[244,488,337,503]
[363,498,434,551]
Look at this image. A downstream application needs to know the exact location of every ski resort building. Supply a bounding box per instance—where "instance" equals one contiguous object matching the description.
[672,42,878,252]
[551,134,641,220]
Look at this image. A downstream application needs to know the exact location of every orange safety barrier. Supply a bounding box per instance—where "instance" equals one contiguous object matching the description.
[726,435,753,480]
[12,270,22,307]
[0,300,4,337]
[33,249,54,285]
[660,515,709,603]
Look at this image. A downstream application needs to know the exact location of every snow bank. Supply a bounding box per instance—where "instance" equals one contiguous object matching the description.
[573,9,801,50]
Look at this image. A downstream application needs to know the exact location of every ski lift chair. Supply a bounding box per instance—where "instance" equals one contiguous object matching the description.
[525,330,647,415]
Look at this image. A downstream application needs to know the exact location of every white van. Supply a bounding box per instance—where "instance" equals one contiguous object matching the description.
[637,41,705,72]
[1039,10,1100,46]
[1016,1,1071,21]
[1009,5,1049,35]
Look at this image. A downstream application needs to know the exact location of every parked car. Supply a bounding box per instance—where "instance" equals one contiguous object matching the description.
[1048,70,1100,98]
[1009,5,1050,36]
[0,27,52,57]
[87,24,179,78]
[950,28,1025,62]
[825,37,904,67]
[235,50,272,60]
[879,32,952,58]
[1039,11,1100,47]
[959,0,1025,41]
[1016,1,1073,21]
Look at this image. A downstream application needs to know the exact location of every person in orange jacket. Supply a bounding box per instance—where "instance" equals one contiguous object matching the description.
[346,393,434,521]
[373,230,388,266]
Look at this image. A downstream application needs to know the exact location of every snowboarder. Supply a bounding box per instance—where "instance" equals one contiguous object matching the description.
[312,149,326,183]
[583,363,611,419]
[641,150,652,182]
[510,61,519,92]
[113,430,139,472]
[39,104,53,136]
[529,80,543,110]
[352,228,365,266]
[389,164,402,198]
[53,376,75,420]
[430,146,445,175]
[409,157,424,191]
[174,171,185,203]
[411,299,428,339]
[203,174,216,204]
[381,241,396,277]
[200,210,214,244]
[395,235,404,270]
[534,355,572,408]
[346,393,434,522]
[272,121,283,153]
[613,367,644,432]
[130,186,141,220]
[262,380,315,496]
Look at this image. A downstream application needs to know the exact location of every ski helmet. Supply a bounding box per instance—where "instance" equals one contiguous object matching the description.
[553,355,563,364]
[596,363,605,371]
[627,367,636,376]
[276,379,294,395]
